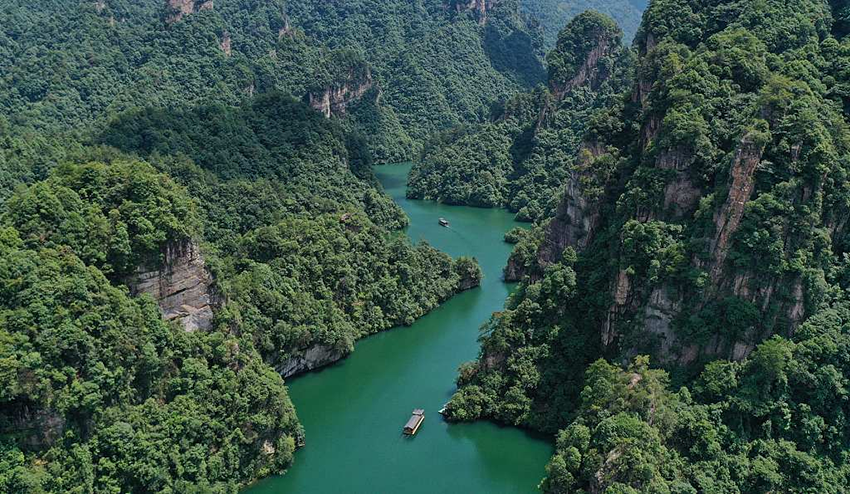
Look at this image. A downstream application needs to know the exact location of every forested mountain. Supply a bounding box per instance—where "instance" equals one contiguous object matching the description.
[521,0,648,48]
[0,161,304,491]
[447,0,850,491]
[408,11,634,222]
[0,0,546,167]
[0,0,506,490]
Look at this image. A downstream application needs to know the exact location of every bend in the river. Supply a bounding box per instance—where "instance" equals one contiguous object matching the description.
[245,163,552,493]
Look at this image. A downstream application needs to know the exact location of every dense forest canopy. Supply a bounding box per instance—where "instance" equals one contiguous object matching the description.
[0,93,486,493]
[0,0,551,167]
[0,0,535,490]
[447,0,850,492]
[0,164,303,492]
[15,0,822,491]
[408,10,634,222]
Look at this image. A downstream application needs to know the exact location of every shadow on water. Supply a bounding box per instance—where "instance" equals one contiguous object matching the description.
[244,163,552,494]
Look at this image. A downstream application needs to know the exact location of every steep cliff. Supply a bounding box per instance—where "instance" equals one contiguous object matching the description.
[504,140,609,280]
[166,0,213,23]
[449,0,850,450]
[307,65,375,118]
[408,11,631,223]
[593,16,843,364]
[509,2,850,366]
[545,12,622,99]
[126,239,216,332]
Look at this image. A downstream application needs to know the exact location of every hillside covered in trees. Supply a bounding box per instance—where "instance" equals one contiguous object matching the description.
[0,0,549,167]
[521,0,648,48]
[447,0,850,491]
[407,11,635,222]
[0,0,512,490]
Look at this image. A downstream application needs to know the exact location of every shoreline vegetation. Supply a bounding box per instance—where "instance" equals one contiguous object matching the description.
[0,0,530,488]
[445,1,850,492]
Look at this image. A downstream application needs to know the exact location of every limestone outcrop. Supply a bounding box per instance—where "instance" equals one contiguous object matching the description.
[276,345,346,378]
[166,0,213,23]
[307,68,374,118]
[126,239,216,332]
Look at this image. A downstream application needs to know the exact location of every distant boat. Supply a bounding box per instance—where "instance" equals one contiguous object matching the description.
[438,218,449,227]
[438,403,448,415]
[403,409,425,435]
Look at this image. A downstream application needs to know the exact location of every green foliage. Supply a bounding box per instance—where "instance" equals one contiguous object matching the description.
[0,0,530,490]
[3,160,199,277]
[218,213,480,363]
[0,227,301,492]
[539,301,850,492]
[546,11,622,86]
[286,0,545,141]
[408,12,634,222]
[0,0,545,168]
[447,252,582,428]
[452,0,850,492]
[504,226,531,244]
[520,0,647,49]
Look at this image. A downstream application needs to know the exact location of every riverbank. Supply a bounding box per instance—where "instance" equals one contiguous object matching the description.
[244,163,552,493]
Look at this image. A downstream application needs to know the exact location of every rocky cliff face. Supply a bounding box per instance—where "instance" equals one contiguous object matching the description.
[543,142,606,260]
[307,68,375,119]
[452,0,498,25]
[519,4,848,367]
[276,345,347,378]
[538,12,623,127]
[220,30,232,56]
[549,36,616,100]
[5,404,65,450]
[126,239,216,332]
[704,133,766,284]
[166,0,213,23]
[503,16,624,279]
[504,142,607,281]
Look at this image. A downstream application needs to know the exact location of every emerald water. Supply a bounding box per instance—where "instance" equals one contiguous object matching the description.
[245,163,553,493]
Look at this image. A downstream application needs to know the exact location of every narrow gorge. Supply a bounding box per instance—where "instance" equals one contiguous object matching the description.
[7,0,850,493]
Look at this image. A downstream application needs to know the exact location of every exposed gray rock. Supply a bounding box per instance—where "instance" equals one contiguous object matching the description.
[657,147,700,218]
[643,286,680,356]
[126,239,215,332]
[277,345,346,378]
[220,30,231,56]
[166,0,212,23]
[307,69,374,118]
[705,133,766,284]
[10,406,66,450]
[550,34,617,99]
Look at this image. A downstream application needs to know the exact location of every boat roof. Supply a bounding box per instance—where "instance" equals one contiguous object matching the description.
[404,415,421,429]
[413,409,424,415]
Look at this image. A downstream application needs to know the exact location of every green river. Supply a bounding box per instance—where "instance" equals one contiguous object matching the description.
[245,163,553,493]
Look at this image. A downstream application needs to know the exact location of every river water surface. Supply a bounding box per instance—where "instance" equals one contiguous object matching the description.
[245,163,552,493]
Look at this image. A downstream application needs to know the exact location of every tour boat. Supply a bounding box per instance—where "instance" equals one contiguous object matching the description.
[439,218,449,227]
[403,409,425,435]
